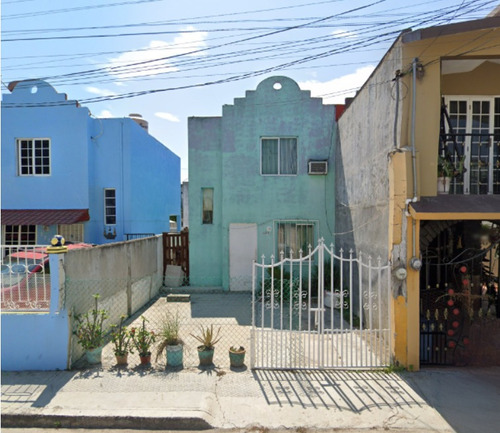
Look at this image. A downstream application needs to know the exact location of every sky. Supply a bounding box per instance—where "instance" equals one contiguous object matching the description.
[2,0,498,181]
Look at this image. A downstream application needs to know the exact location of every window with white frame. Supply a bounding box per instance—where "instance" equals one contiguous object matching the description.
[202,188,213,224]
[3,225,37,245]
[277,221,314,257]
[261,137,297,175]
[104,188,117,225]
[17,139,51,176]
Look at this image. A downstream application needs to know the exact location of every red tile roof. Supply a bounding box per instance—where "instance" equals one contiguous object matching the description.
[1,209,90,225]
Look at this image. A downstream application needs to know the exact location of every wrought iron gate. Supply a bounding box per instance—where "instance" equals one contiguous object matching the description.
[250,239,392,369]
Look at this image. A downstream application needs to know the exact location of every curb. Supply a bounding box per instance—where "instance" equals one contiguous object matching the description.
[1,414,213,430]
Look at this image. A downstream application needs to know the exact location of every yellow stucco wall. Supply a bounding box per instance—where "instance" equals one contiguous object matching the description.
[441,60,500,95]
[390,26,500,370]
[402,30,500,197]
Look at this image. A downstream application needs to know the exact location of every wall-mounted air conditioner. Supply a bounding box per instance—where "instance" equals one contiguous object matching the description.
[308,161,328,175]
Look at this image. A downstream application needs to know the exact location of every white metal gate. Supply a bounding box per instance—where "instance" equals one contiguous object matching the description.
[250,239,392,369]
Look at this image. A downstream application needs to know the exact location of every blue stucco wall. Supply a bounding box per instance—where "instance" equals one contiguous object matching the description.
[189,76,336,289]
[1,312,69,370]
[2,80,180,245]
[1,80,90,210]
[1,253,69,371]
[86,118,180,243]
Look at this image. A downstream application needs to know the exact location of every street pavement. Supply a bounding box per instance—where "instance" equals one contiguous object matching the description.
[3,364,499,432]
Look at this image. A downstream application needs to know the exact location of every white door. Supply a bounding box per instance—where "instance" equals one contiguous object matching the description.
[229,223,257,291]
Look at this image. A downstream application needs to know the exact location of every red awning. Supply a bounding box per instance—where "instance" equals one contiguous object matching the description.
[1,209,90,225]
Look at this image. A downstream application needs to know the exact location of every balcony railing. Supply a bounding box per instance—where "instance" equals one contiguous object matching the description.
[440,132,500,195]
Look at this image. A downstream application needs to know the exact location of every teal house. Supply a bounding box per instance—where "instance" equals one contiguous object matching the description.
[188,76,336,290]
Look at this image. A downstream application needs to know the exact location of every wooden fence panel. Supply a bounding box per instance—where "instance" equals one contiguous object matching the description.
[163,230,189,279]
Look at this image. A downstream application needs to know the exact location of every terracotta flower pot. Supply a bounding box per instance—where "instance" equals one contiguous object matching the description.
[140,353,151,365]
[115,353,128,365]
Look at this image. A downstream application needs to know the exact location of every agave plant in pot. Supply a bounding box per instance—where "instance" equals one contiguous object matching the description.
[191,325,221,366]
[110,315,132,365]
[131,316,156,365]
[156,311,183,367]
[74,294,109,365]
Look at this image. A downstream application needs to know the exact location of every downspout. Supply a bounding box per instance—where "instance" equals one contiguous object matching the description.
[121,120,126,237]
[406,58,422,271]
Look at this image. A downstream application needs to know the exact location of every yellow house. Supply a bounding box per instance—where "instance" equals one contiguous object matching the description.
[337,13,500,370]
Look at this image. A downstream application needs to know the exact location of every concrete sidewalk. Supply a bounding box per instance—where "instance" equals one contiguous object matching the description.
[4,366,498,432]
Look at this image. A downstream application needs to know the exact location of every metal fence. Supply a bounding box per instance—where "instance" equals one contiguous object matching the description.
[68,283,252,370]
[1,245,50,311]
[251,239,392,369]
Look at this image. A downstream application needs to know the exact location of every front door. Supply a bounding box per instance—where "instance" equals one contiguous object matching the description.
[229,223,257,291]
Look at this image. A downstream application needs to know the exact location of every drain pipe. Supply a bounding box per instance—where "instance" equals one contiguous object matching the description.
[407,58,422,271]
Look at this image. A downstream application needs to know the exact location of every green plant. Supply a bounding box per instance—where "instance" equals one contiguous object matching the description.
[74,294,108,350]
[438,154,465,178]
[438,155,454,177]
[130,316,156,356]
[191,325,222,350]
[156,311,182,361]
[110,315,132,356]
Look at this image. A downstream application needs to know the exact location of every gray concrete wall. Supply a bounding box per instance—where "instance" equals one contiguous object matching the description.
[336,41,404,321]
[62,235,163,364]
[336,41,404,260]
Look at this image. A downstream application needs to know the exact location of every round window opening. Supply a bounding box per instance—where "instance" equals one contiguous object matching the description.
[31,85,38,94]
[273,82,282,90]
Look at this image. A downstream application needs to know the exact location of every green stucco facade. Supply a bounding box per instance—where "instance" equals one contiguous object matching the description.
[188,76,336,290]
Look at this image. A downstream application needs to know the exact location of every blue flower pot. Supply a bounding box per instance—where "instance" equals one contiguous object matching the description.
[197,347,214,365]
[166,344,183,367]
[86,347,103,364]
[229,349,246,368]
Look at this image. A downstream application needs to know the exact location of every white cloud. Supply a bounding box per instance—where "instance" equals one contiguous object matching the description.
[107,26,208,80]
[155,112,180,122]
[98,110,114,118]
[86,86,116,96]
[299,65,376,104]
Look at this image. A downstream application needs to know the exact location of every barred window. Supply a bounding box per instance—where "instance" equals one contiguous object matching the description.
[17,139,51,176]
[104,189,117,225]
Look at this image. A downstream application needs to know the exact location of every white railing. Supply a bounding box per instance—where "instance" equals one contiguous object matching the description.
[251,239,392,369]
[1,245,50,311]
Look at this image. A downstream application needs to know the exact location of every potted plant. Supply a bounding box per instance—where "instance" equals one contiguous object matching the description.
[437,155,454,194]
[74,294,108,364]
[156,311,183,367]
[229,345,246,368]
[131,316,156,365]
[110,315,132,365]
[191,324,221,366]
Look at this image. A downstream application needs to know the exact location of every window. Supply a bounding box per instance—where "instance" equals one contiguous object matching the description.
[444,96,500,194]
[58,224,84,243]
[202,188,213,224]
[104,189,116,225]
[17,139,50,176]
[261,137,297,175]
[277,221,314,257]
[3,225,36,245]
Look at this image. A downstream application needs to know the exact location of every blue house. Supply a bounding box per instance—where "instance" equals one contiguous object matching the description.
[188,76,336,290]
[1,79,180,245]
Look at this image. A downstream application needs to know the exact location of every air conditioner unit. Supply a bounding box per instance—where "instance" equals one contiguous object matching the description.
[308,161,328,175]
